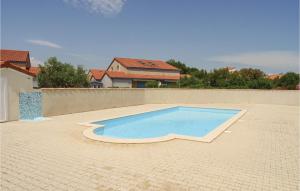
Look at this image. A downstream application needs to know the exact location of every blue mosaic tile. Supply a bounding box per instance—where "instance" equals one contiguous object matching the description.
[19,92,42,120]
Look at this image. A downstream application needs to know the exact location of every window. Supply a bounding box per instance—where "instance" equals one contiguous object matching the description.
[117,65,119,70]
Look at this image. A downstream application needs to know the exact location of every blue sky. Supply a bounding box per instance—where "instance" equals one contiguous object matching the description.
[2,0,299,73]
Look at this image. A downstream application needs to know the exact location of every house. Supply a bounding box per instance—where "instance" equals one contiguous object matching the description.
[88,69,105,88]
[101,57,180,88]
[225,67,237,73]
[0,61,35,121]
[0,61,35,77]
[0,49,41,88]
[28,67,40,88]
[0,49,31,69]
[267,74,283,80]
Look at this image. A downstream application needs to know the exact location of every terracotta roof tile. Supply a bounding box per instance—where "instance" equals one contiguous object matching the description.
[105,71,180,81]
[114,57,179,71]
[0,61,35,77]
[89,69,105,80]
[267,74,283,80]
[0,49,29,62]
[28,67,40,76]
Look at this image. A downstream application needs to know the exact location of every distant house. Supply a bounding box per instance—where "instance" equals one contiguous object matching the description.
[88,69,105,88]
[101,58,180,88]
[267,74,283,80]
[0,49,31,69]
[28,67,40,88]
[225,67,237,73]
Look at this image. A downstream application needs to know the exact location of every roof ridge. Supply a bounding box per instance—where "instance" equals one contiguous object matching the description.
[0,49,30,53]
[115,57,163,61]
[0,62,35,77]
[113,57,179,71]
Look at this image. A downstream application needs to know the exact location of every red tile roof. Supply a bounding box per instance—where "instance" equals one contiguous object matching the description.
[105,71,180,81]
[0,61,7,65]
[114,57,179,71]
[89,69,105,80]
[28,67,40,76]
[0,49,29,62]
[267,74,283,80]
[0,61,35,77]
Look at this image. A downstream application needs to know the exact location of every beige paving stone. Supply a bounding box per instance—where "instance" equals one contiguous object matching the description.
[0,104,299,191]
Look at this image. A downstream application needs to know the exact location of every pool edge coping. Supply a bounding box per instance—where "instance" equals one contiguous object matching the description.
[80,106,247,144]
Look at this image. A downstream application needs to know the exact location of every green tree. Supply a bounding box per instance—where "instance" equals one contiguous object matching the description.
[190,68,208,79]
[239,68,265,81]
[247,78,273,89]
[238,68,271,89]
[166,59,189,74]
[227,71,247,88]
[37,57,89,88]
[145,80,159,88]
[208,68,231,88]
[277,72,300,90]
[179,76,205,88]
[166,59,299,90]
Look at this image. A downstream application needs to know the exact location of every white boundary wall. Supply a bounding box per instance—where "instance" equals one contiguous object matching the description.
[41,88,299,117]
[0,68,33,121]
[144,89,300,106]
[42,88,145,116]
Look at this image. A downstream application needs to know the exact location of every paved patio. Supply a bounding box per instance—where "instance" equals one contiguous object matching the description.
[1,104,299,191]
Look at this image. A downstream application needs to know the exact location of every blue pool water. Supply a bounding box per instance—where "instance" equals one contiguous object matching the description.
[93,107,240,139]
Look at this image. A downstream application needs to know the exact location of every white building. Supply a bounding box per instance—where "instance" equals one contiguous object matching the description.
[0,61,34,121]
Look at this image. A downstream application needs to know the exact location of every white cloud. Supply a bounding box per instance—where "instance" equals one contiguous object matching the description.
[209,51,299,71]
[30,57,44,66]
[27,40,62,49]
[63,0,126,15]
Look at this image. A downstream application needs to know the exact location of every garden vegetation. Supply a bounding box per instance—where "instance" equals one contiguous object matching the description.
[38,57,299,89]
[164,59,300,90]
[37,57,89,88]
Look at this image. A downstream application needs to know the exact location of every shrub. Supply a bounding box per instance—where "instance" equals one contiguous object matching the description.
[37,57,89,88]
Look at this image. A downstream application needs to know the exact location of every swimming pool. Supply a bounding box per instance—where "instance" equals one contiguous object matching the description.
[82,106,246,143]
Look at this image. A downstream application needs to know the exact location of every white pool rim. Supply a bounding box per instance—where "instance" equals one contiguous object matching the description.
[80,106,247,144]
